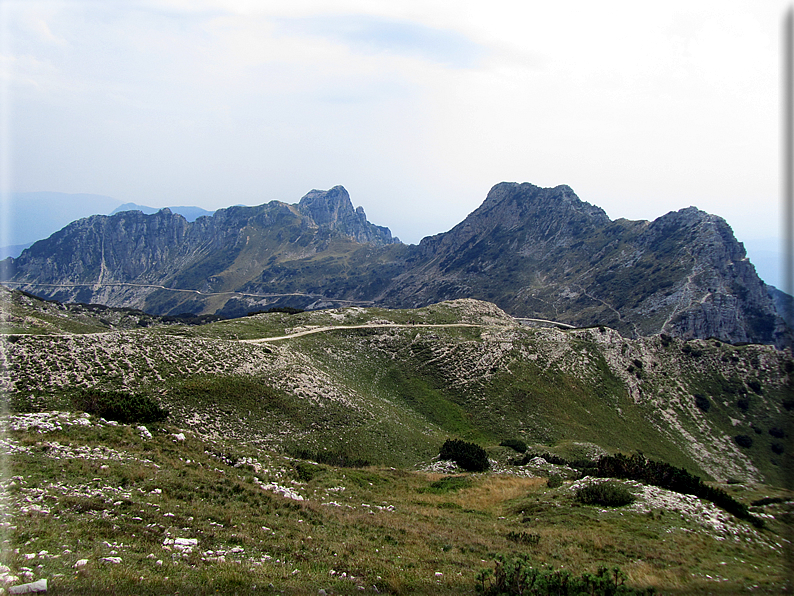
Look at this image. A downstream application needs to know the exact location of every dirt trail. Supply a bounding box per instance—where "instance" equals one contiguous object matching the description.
[240,323,502,343]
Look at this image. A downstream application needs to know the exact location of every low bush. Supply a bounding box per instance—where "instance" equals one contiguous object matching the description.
[287,447,370,468]
[505,531,540,546]
[439,439,490,472]
[734,434,753,448]
[546,474,563,489]
[575,482,635,507]
[475,555,655,595]
[751,496,788,507]
[694,394,710,412]
[594,453,763,527]
[266,306,304,315]
[294,461,325,482]
[514,451,594,471]
[73,390,169,424]
[500,439,528,453]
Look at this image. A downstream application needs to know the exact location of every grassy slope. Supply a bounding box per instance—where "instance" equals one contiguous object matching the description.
[1,414,789,595]
[3,298,794,593]
[4,300,792,484]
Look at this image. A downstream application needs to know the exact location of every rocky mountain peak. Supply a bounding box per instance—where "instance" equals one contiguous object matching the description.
[298,185,354,227]
[476,182,609,222]
[297,186,398,246]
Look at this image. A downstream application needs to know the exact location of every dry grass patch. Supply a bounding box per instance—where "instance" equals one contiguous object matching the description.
[624,561,690,592]
[450,475,545,511]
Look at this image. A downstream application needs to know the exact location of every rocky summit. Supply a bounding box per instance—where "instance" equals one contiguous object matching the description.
[2,182,790,348]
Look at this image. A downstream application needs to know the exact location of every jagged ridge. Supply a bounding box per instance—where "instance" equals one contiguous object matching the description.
[2,182,790,347]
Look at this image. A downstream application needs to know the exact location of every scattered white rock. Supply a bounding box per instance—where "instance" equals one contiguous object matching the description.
[137,426,152,440]
[261,482,303,501]
[173,538,198,553]
[100,557,122,564]
[8,579,47,594]
[72,559,88,568]
[172,433,186,441]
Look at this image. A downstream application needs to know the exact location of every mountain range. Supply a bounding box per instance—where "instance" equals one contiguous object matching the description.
[0,191,214,259]
[2,182,791,348]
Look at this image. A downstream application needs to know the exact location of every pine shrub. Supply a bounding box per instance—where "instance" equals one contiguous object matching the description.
[475,555,655,595]
[575,482,635,507]
[593,453,763,527]
[694,394,710,412]
[546,474,563,489]
[500,438,528,453]
[439,439,490,472]
[74,390,169,424]
[734,434,753,448]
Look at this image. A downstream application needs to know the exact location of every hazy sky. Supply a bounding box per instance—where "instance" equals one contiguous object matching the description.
[1,1,788,251]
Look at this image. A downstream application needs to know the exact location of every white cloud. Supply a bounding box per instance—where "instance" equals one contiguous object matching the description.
[2,0,789,258]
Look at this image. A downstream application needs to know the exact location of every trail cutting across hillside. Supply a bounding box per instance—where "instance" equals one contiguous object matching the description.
[240,322,504,343]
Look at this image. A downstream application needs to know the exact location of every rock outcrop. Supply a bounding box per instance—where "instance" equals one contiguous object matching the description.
[297,186,398,245]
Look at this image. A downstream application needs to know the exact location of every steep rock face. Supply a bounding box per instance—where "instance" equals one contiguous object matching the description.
[3,209,196,306]
[376,183,791,348]
[634,207,782,344]
[2,188,402,312]
[298,186,398,245]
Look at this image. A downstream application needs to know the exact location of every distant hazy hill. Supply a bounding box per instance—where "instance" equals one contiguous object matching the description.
[2,182,790,348]
[3,191,120,251]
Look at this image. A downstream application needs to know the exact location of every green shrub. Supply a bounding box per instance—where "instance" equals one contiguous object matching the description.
[294,461,325,482]
[734,434,753,448]
[266,306,304,315]
[73,390,169,424]
[594,453,762,527]
[694,394,710,412]
[751,496,787,507]
[546,474,563,489]
[505,531,540,546]
[439,439,490,472]
[475,555,655,595]
[500,439,528,453]
[287,447,370,468]
[576,482,635,507]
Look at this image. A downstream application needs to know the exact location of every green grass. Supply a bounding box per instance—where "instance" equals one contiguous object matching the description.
[6,300,792,485]
[2,416,790,594]
[4,298,794,593]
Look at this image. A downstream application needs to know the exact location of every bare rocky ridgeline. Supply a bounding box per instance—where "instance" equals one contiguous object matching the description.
[2,295,791,485]
[2,182,790,347]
